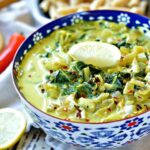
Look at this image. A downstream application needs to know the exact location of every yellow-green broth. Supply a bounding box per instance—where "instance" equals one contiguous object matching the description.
[17,20,150,123]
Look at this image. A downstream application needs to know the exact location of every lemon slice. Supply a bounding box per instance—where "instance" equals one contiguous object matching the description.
[68,41,121,68]
[0,108,26,149]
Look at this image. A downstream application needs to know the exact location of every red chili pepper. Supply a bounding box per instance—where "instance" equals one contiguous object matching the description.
[0,33,25,73]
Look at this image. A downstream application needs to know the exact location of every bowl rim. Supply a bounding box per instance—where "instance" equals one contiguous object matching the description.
[12,10,150,125]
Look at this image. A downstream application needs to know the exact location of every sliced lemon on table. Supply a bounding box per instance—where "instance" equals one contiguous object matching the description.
[68,41,121,68]
[0,108,26,150]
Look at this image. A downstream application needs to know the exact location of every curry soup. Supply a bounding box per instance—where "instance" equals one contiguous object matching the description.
[17,20,150,123]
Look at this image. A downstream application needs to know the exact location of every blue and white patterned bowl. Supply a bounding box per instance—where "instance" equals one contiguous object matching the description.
[12,10,150,149]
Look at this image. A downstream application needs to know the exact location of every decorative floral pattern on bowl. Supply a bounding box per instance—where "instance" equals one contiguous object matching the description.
[12,10,150,149]
[117,13,130,25]
[71,14,83,24]
[33,32,43,44]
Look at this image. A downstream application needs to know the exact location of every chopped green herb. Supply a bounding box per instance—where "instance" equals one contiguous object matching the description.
[95,38,101,42]
[61,84,76,96]
[89,65,101,75]
[115,38,133,48]
[99,22,108,29]
[134,71,146,78]
[45,75,50,81]
[76,82,93,98]
[145,52,149,60]
[55,41,60,49]
[72,61,87,72]
[78,34,86,40]
[134,85,141,91]
[105,73,123,92]
[50,70,70,83]
[104,74,116,84]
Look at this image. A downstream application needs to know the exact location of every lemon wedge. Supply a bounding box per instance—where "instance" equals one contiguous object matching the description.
[0,108,26,150]
[68,41,121,68]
